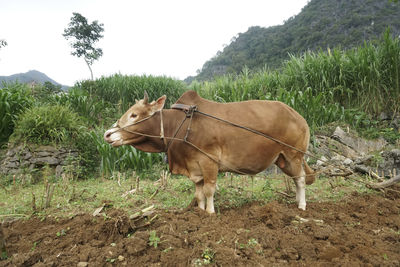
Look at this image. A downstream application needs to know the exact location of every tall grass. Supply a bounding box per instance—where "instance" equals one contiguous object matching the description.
[192,30,400,129]
[0,82,34,144]
[191,75,345,132]
[51,88,116,127]
[77,74,187,112]
[282,29,400,114]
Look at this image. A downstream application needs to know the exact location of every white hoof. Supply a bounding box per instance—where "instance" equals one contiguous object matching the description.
[298,203,306,210]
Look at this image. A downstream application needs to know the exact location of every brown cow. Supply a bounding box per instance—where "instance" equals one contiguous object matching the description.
[104,90,315,213]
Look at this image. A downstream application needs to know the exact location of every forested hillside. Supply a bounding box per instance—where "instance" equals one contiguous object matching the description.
[0,70,68,90]
[191,0,400,81]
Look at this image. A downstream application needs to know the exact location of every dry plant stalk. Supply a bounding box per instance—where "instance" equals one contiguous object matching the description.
[135,173,140,192]
[160,170,170,188]
[31,192,37,212]
[62,173,68,188]
[117,172,122,187]
[284,176,292,194]
[43,181,56,209]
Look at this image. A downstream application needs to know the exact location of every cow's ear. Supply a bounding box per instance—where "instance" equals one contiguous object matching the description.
[152,95,167,112]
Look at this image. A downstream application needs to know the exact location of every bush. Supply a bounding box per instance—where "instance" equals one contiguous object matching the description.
[10,104,84,146]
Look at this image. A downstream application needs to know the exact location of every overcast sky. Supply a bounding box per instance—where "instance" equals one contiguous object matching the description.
[0,0,309,86]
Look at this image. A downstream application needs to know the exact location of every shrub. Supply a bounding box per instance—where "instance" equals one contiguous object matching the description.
[10,104,84,146]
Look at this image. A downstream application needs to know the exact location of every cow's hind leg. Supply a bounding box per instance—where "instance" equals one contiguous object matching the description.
[277,154,307,210]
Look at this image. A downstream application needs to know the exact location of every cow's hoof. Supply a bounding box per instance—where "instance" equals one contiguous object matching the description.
[298,203,306,210]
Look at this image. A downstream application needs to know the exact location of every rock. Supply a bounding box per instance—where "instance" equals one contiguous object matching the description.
[379,112,389,121]
[331,154,345,162]
[5,146,19,157]
[354,165,371,175]
[56,165,63,177]
[31,157,60,166]
[37,146,58,153]
[77,262,88,267]
[332,126,387,155]
[23,152,32,160]
[3,161,19,168]
[8,156,20,162]
[35,151,52,157]
[0,144,81,177]
[343,158,353,165]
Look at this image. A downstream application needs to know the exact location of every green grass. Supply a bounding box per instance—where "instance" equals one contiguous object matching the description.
[0,82,34,144]
[0,170,375,219]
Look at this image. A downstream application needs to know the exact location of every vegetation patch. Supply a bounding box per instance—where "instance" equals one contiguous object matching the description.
[10,104,84,146]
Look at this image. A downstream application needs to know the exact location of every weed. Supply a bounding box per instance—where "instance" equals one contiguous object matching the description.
[247,238,259,248]
[148,230,161,248]
[56,228,68,237]
[31,240,41,251]
[106,257,116,263]
[201,247,215,265]
[0,251,7,260]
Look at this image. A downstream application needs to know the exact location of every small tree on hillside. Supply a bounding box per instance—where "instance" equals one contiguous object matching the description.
[0,39,7,50]
[63,13,104,80]
[0,39,7,60]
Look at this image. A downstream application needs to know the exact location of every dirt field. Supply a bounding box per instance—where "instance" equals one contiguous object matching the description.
[1,191,400,267]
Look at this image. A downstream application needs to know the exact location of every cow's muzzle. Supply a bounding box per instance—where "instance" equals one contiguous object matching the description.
[104,128,120,144]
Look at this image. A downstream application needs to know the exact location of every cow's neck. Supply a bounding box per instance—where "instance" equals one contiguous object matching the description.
[132,109,186,153]
[162,109,188,150]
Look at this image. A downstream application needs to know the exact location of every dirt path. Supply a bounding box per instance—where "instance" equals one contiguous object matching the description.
[1,192,400,266]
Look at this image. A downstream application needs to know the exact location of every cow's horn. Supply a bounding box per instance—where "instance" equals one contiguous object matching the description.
[143,91,149,104]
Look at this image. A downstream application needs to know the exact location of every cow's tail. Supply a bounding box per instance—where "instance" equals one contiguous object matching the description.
[303,158,315,185]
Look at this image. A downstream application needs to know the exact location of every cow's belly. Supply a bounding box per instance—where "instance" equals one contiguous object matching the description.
[218,142,281,174]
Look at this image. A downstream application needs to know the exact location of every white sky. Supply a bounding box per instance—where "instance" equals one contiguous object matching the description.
[0,0,309,86]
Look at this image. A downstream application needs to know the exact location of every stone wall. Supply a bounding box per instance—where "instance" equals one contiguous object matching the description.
[0,145,79,177]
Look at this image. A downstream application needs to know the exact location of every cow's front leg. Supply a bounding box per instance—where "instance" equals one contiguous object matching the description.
[294,170,306,210]
[201,162,218,214]
[195,180,206,210]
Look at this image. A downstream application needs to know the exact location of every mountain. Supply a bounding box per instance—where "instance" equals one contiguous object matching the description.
[190,0,400,82]
[0,70,69,90]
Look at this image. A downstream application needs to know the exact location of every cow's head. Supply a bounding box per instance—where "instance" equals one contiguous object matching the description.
[104,92,166,152]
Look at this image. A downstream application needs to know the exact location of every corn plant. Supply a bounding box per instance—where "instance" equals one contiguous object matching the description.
[0,82,34,144]
[89,129,162,176]
[51,87,116,127]
[77,74,187,111]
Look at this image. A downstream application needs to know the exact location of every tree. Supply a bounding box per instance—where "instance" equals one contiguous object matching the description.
[63,13,104,80]
[0,39,7,49]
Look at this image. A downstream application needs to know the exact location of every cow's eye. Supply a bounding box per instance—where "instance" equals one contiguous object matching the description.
[130,113,137,119]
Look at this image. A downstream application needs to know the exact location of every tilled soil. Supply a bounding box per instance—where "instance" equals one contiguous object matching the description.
[1,192,400,266]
